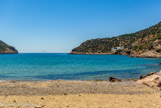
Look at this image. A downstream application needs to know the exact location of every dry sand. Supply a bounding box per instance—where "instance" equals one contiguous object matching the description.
[0,80,160,108]
[0,93,161,108]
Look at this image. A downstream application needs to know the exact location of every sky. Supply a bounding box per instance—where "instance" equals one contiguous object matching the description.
[0,0,161,53]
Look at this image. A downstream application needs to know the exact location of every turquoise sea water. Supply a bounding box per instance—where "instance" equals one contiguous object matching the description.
[0,53,161,80]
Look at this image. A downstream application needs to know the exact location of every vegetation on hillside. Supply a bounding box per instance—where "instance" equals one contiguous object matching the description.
[71,22,161,57]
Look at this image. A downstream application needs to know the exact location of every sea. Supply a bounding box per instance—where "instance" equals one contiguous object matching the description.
[0,53,161,81]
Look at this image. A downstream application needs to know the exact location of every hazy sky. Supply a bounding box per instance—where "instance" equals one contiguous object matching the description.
[0,0,161,53]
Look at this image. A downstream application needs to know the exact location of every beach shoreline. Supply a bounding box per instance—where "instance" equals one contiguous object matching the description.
[0,70,159,95]
[0,80,160,108]
[0,71,160,108]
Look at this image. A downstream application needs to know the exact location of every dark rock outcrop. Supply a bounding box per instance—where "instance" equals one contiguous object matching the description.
[109,77,121,82]
[0,40,18,54]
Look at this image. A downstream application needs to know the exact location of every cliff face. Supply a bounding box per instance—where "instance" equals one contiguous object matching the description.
[70,22,161,58]
[0,40,18,54]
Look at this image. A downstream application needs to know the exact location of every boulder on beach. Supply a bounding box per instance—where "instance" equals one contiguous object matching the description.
[109,77,121,82]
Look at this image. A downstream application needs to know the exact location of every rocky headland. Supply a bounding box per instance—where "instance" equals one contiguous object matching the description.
[0,40,18,54]
[70,22,161,58]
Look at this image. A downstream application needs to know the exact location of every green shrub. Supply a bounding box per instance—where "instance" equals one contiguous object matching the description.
[152,34,161,41]
[156,49,161,53]
[134,46,138,51]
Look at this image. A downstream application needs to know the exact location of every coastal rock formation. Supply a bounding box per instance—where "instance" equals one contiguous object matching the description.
[130,51,161,58]
[70,22,161,58]
[140,72,156,79]
[0,40,18,54]
[137,71,161,90]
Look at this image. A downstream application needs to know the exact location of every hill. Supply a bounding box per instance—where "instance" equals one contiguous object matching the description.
[70,22,161,58]
[0,40,18,54]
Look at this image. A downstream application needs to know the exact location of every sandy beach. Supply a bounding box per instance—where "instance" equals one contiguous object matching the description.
[0,0,161,108]
[0,80,160,108]
[0,93,161,108]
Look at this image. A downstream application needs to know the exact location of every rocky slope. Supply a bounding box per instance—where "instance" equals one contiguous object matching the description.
[70,21,161,58]
[0,40,18,54]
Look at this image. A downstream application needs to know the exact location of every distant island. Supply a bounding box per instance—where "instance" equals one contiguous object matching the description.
[70,22,161,58]
[0,40,18,54]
